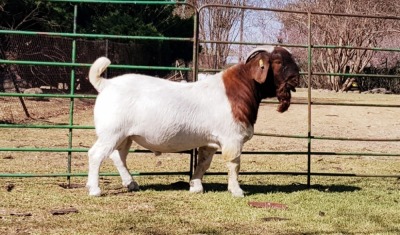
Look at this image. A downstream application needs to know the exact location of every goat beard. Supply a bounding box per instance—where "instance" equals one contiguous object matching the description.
[276,84,291,113]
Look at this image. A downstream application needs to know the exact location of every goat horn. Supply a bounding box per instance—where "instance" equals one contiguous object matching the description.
[245,45,275,63]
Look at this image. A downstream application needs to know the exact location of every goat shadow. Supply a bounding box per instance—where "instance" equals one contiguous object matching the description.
[139,181,361,195]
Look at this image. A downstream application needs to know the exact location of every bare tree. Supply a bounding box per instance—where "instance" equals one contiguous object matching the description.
[1,0,47,92]
[0,1,45,30]
[176,1,280,69]
[184,0,247,69]
[275,0,400,91]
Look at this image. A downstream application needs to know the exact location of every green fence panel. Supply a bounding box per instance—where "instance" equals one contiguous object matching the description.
[0,2,399,187]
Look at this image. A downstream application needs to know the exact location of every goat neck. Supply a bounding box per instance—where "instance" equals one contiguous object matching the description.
[222,56,272,127]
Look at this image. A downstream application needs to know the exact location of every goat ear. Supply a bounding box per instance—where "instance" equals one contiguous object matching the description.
[253,58,270,84]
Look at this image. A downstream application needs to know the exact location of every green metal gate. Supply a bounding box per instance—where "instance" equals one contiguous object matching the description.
[0,1,399,187]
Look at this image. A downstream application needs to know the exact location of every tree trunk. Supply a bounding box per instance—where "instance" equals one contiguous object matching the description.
[341,77,355,92]
[330,76,341,92]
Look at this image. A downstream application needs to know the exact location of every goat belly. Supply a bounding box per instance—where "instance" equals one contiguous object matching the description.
[130,133,218,153]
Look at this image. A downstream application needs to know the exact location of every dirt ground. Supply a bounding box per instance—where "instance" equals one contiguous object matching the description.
[0,88,399,177]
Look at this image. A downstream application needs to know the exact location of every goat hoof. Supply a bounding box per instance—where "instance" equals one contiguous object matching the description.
[229,188,244,197]
[127,181,140,192]
[87,186,102,197]
[232,192,244,197]
[189,179,204,193]
[189,187,204,194]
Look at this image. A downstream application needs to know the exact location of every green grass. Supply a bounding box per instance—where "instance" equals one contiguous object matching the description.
[1,90,399,234]
[1,174,400,235]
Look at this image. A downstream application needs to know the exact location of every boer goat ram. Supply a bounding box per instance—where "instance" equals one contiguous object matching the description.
[86,46,300,197]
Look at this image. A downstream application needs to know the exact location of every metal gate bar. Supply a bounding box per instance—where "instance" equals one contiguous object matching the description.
[0,1,399,184]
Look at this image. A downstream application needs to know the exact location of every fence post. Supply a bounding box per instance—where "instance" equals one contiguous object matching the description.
[67,4,78,185]
[307,11,313,188]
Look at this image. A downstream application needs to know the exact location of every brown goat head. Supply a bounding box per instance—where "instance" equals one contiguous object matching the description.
[246,46,300,113]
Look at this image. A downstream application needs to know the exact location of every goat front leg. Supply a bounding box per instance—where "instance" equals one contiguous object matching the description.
[189,146,217,193]
[223,145,244,197]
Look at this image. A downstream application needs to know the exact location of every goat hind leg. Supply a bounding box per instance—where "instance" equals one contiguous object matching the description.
[87,141,115,196]
[189,146,217,193]
[110,138,139,192]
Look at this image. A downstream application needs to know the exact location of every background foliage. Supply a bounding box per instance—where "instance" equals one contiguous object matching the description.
[0,0,194,92]
[1,0,400,93]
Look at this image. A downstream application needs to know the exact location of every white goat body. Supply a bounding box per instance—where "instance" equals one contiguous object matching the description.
[91,63,246,154]
[86,46,299,197]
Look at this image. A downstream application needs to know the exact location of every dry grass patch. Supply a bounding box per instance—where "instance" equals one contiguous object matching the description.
[1,176,400,234]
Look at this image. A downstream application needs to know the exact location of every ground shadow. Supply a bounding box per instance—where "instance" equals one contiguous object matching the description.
[139,181,361,194]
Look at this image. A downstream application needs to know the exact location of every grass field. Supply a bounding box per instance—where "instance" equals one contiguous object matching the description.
[1,89,400,234]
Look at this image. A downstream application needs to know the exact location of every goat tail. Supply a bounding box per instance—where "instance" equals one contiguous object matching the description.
[89,57,111,92]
